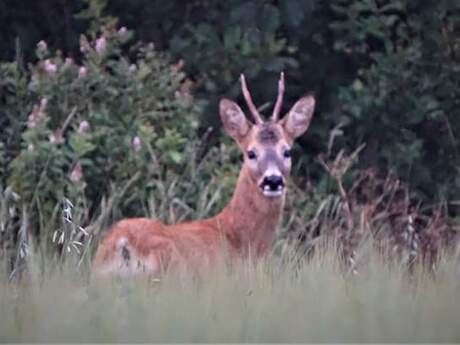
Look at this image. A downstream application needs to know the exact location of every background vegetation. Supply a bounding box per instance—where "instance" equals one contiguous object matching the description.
[2,0,460,199]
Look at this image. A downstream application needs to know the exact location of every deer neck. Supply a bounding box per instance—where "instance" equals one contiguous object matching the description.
[215,165,284,256]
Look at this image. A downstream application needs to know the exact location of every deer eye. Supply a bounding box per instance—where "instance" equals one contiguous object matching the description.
[283,149,292,159]
[247,150,257,160]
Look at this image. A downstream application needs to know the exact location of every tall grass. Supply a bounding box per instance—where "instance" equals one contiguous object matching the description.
[1,140,459,342]
[1,244,459,343]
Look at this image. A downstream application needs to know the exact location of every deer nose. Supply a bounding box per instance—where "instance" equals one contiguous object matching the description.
[263,175,284,191]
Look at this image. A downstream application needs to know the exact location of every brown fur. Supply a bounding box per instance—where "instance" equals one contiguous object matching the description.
[257,124,281,143]
[92,165,284,277]
[92,78,315,278]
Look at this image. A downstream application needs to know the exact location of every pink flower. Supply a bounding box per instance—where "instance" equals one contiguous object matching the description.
[37,40,47,51]
[40,97,48,109]
[78,120,90,134]
[43,59,57,74]
[78,66,87,78]
[70,162,83,182]
[65,57,74,66]
[95,37,107,56]
[27,107,40,128]
[49,133,57,143]
[171,59,184,74]
[118,26,127,37]
[36,40,48,56]
[27,98,48,128]
[48,130,63,144]
[80,35,91,53]
[132,136,142,152]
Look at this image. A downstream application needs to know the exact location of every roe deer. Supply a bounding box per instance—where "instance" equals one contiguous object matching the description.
[93,73,315,277]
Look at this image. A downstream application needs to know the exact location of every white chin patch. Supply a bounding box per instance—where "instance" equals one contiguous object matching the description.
[261,185,284,197]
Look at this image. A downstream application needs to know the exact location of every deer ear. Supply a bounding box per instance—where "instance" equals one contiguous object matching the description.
[219,98,251,142]
[280,96,315,139]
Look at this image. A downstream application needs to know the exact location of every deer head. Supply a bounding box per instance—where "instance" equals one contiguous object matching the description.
[220,73,315,198]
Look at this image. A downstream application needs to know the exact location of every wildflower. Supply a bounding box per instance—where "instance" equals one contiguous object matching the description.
[78,66,87,78]
[171,59,184,74]
[80,35,91,53]
[65,57,74,66]
[27,144,35,152]
[174,79,194,104]
[48,133,58,143]
[132,136,142,152]
[27,106,40,128]
[118,26,128,37]
[36,40,48,57]
[95,37,107,56]
[37,40,47,51]
[49,130,63,144]
[129,64,137,73]
[78,120,90,134]
[43,59,57,74]
[70,162,83,182]
[27,98,48,128]
[40,97,48,110]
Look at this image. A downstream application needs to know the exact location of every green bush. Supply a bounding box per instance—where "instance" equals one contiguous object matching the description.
[3,25,211,238]
[330,0,460,201]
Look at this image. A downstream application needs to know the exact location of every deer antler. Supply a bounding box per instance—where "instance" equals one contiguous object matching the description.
[240,74,263,124]
[271,72,285,122]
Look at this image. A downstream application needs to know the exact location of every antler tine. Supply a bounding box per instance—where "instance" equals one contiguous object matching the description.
[240,74,263,124]
[271,71,285,122]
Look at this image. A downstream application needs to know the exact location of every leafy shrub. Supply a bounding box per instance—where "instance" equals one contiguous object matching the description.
[3,25,209,239]
[168,1,296,96]
[103,0,328,149]
[330,0,460,201]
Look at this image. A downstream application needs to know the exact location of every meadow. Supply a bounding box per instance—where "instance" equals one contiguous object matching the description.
[1,240,460,343]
